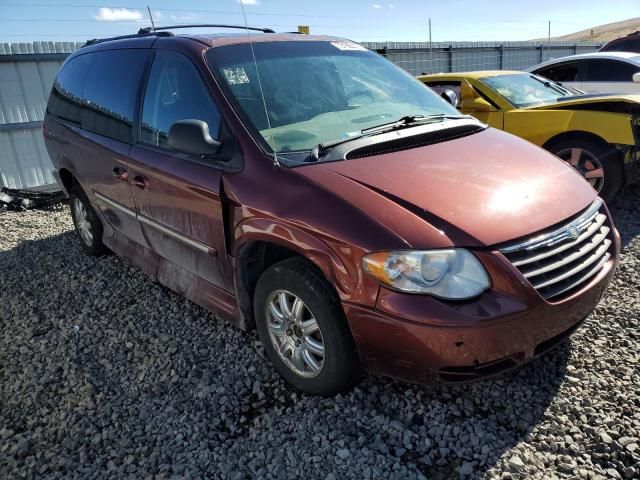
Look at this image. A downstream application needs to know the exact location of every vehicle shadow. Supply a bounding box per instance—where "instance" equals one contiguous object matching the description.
[357,345,571,479]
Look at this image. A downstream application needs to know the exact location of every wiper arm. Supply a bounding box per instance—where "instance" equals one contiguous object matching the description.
[529,75,570,96]
[360,113,472,135]
[307,113,474,162]
[308,134,368,162]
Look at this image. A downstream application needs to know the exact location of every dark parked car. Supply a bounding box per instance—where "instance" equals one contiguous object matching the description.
[44,26,620,395]
[600,31,640,53]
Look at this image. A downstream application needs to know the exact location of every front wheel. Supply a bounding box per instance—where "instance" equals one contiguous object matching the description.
[547,138,624,203]
[254,258,363,396]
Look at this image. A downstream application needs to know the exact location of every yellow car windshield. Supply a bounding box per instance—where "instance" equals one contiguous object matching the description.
[481,73,574,108]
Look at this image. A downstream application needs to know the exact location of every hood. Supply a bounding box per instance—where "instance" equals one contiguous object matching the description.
[296,127,596,247]
[523,94,640,114]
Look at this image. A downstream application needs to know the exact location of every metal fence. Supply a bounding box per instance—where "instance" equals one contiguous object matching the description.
[361,41,602,75]
[0,42,83,190]
[0,40,602,189]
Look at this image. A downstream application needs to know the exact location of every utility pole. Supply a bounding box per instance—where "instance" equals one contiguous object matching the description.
[548,20,551,59]
[429,18,433,74]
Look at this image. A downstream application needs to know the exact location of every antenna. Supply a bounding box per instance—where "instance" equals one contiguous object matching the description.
[238,0,280,168]
[147,6,156,30]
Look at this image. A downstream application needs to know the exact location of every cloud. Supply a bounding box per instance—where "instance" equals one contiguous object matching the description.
[169,12,199,21]
[388,3,395,7]
[93,7,143,21]
[237,0,260,5]
[372,4,383,8]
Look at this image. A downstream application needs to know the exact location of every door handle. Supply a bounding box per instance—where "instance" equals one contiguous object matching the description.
[112,166,128,181]
[132,174,149,190]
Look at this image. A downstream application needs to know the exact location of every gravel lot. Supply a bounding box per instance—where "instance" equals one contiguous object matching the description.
[1,186,639,480]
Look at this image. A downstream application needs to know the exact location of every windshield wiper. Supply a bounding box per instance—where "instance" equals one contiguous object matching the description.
[360,113,472,134]
[529,75,571,96]
[307,114,473,162]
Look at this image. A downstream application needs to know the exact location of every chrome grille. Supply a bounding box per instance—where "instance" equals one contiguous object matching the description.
[500,199,613,300]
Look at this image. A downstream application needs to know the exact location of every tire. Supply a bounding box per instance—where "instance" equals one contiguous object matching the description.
[254,257,363,396]
[546,137,624,203]
[69,186,108,256]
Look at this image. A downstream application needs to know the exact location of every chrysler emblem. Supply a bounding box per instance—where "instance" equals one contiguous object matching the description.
[566,226,580,240]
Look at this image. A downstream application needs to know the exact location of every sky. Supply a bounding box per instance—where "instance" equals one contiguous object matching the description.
[0,0,638,43]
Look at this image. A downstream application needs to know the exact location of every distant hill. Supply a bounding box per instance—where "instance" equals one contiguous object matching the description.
[532,17,640,42]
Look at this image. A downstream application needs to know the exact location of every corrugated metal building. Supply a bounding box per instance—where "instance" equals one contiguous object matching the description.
[0,42,82,190]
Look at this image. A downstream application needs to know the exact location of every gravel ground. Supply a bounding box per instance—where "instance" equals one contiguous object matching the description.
[1,186,639,480]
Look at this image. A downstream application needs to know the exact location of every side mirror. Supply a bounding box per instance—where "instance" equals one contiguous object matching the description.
[459,78,497,113]
[461,97,497,113]
[633,72,640,83]
[168,119,222,156]
[441,89,459,108]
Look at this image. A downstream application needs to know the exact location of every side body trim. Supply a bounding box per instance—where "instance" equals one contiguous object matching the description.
[93,191,216,255]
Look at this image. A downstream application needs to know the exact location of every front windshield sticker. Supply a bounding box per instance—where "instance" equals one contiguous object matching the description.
[330,41,367,51]
[222,66,250,85]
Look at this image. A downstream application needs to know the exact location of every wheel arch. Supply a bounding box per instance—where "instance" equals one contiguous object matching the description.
[233,221,353,330]
[58,167,79,195]
[542,130,612,151]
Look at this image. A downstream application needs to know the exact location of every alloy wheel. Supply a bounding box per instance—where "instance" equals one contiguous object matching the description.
[265,290,325,378]
[556,147,605,192]
[73,197,93,246]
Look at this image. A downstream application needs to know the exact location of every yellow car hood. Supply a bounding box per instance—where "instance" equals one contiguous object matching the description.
[523,94,640,113]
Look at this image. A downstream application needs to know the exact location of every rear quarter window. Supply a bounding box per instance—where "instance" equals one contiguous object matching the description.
[47,54,91,125]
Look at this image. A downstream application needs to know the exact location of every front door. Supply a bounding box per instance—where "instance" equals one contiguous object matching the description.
[128,49,231,291]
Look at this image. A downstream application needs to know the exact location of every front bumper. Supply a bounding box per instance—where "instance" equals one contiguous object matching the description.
[344,231,620,385]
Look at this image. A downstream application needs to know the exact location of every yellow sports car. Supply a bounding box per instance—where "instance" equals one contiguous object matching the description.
[418,71,640,201]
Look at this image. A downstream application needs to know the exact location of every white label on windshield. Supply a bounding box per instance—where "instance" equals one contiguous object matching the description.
[330,41,367,51]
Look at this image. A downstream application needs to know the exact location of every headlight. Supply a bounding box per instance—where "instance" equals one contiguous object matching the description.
[362,249,490,299]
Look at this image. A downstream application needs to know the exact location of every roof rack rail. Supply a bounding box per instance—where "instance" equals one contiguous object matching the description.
[83,31,172,47]
[138,24,275,35]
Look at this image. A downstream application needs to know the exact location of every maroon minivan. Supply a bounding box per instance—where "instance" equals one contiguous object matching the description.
[44,27,620,395]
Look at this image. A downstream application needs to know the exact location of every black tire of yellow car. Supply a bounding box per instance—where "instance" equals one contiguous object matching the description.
[546,138,624,203]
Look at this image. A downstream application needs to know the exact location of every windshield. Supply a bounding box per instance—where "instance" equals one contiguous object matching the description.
[206,40,459,153]
[480,73,574,107]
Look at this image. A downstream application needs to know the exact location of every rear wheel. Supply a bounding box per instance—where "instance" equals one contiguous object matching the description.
[547,138,624,203]
[254,258,363,396]
[69,186,107,256]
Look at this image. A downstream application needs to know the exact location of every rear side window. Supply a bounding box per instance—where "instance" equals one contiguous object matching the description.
[82,49,149,142]
[47,54,91,125]
[583,59,639,82]
[535,62,580,82]
[141,50,221,149]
